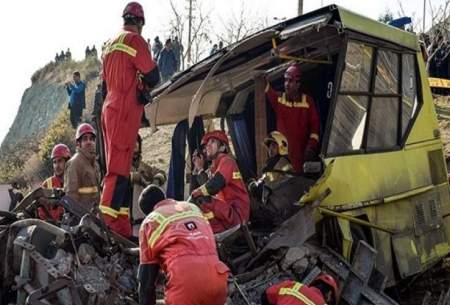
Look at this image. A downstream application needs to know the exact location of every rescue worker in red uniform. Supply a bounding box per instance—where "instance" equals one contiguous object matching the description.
[100,1,160,238]
[39,144,71,221]
[191,130,250,233]
[262,274,339,305]
[265,63,320,172]
[138,185,229,305]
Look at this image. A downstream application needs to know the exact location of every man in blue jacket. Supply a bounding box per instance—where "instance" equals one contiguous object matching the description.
[157,39,177,82]
[65,71,86,128]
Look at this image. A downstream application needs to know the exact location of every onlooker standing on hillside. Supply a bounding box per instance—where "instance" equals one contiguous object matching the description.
[85,46,91,59]
[172,36,182,71]
[91,45,98,58]
[158,39,177,82]
[152,36,163,59]
[65,48,72,61]
[65,71,86,128]
[100,1,160,238]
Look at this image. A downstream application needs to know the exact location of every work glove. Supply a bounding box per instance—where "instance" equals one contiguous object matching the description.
[191,188,204,199]
[248,179,263,199]
[138,89,153,105]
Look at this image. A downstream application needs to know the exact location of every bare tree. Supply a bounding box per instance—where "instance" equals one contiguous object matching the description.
[216,3,269,46]
[167,0,212,69]
[390,0,450,71]
[424,0,450,71]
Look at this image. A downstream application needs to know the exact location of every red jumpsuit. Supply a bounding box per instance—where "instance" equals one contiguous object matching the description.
[100,26,157,237]
[266,86,320,172]
[266,280,327,305]
[39,176,64,221]
[196,153,250,233]
[139,199,229,305]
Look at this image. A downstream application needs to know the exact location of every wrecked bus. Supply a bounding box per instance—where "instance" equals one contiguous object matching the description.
[0,4,448,305]
[146,3,450,293]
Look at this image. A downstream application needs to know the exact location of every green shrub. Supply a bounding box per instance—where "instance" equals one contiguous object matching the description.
[38,110,75,174]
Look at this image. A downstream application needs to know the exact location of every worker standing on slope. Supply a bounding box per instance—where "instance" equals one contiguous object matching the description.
[39,144,71,221]
[100,1,160,238]
[138,185,229,305]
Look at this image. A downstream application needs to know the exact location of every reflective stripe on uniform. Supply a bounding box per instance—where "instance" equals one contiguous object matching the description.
[200,184,209,196]
[45,177,53,189]
[232,172,242,179]
[148,207,205,247]
[104,32,137,57]
[429,77,450,89]
[281,164,291,171]
[78,186,99,194]
[203,211,214,220]
[277,94,309,108]
[310,133,319,141]
[279,283,318,305]
[99,205,129,218]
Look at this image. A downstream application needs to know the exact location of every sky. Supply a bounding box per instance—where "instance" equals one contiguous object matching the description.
[0,0,446,145]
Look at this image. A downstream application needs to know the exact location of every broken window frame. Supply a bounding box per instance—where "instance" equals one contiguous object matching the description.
[324,33,423,157]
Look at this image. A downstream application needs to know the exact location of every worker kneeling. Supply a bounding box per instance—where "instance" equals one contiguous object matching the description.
[191,130,250,233]
[262,274,339,305]
[138,185,229,305]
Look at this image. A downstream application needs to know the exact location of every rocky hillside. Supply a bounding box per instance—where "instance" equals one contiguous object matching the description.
[1,58,101,153]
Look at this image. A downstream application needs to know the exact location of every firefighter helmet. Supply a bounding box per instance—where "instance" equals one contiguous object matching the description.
[284,63,302,81]
[138,184,166,215]
[312,274,339,303]
[122,2,145,20]
[201,130,229,147]
[264,131,288,156]
[51,144,71,160]
[75,123,96,141]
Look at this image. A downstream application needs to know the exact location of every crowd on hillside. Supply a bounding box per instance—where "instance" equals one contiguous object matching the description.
[54,48,72,63]
[148,36,182,81]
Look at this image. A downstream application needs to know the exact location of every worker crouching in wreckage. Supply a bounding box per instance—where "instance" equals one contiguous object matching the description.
[248,131,293,197]
[248,130,295,227]
[64,123,101,211]
[138,185,229,305]
[190,130,251,233]
[263,274,339,305]
[129,134,167,239]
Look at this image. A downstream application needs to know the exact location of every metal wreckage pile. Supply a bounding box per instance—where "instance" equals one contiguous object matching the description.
[0,184,403,305]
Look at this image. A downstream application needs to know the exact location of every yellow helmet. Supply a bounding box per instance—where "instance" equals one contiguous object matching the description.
[264,131,288,156]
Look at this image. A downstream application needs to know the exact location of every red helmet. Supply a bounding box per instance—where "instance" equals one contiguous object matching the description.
[312,274,339,303]
[201,130,229,147]
[284,63,302,81]
[51,144,71,160]
[122,2,145,20]
[76,123,96,141]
